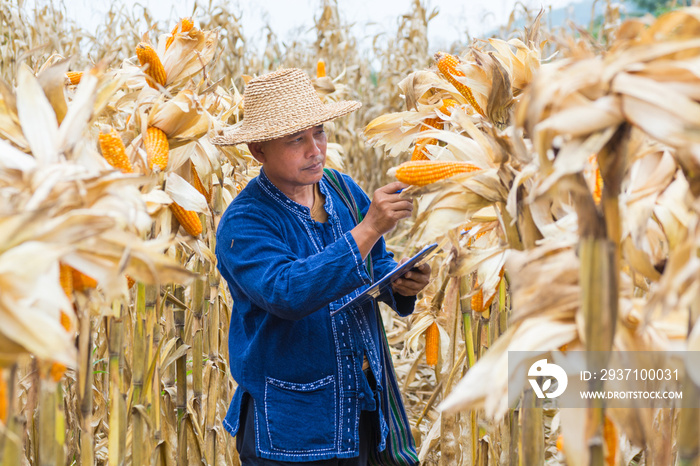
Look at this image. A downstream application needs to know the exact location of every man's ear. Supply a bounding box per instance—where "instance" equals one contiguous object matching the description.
[248,142,265,163]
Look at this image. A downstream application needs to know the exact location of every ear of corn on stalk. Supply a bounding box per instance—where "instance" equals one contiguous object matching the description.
[435,52,486,117]
[0,369,7,423]
[471,267,504,313]
[165,18,194,50]
[556,435,564,452]
[98,128,133,173]
[136,42,167,89]
[604,416,617,466]
[50,362,67,382]
[411,117,442,161]
[170,202,203,237]
[471,287,484,313]
[51,309,73,382]
[65,71,83,85]
[425,321,439,366]
[191,161,212,203]
[59,263,73,297]
[316,59,326,78]
[411,100,459,161]
[59,311,71,332]
[144,126,169,171]
[389,160,480,186]
[71,267,97,291]
[588,154,603,204]
[594,168,603,204]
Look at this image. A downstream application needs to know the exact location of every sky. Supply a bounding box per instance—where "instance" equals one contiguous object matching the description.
[28,0,577,52]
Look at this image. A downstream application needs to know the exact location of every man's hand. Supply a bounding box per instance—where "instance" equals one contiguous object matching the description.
[351,181,413,259]
[392,260,431,297]
[363,182,413,236]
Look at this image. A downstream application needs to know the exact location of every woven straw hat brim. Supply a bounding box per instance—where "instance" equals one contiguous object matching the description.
[211,100,361,146]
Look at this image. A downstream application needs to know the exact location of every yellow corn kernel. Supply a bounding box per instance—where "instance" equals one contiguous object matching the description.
[392,160,480,186]
[144,126,169,171]
[316,59,326,78]
[165,18,194,50]
[191,161,212,203]
[556,434,564,452]
[126,275,135,289]
[170,202,202,237]
[65,71,83,85]
[435,52,485,117]
[136,42,167,89]
[98,128,133,173]
[424,321,439,366]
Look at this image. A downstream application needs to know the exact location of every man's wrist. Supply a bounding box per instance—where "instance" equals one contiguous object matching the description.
[350,222,382,259]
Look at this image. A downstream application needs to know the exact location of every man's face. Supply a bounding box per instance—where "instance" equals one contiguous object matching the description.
[249,125,327,195]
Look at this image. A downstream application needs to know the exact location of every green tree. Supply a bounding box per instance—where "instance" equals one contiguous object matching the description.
[629,0,690,12]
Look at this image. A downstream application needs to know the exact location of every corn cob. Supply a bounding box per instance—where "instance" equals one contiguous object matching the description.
[0,369,6,423]
[59,262,73,297]
[424,321,439,366]
[594,167,603,204]
[411,100,459,161]
[165,17,194,50]
[316,59,326,78]
[435,52,485,117]
[411,117,442,161]
[136,42,167,89]
[439,98,458,115]
[391,160,480,186]
[98,128,133,173]
[52,301,73,382]
[170,202,202,237]
[556,435,564,452]
[59,311,71,333]
[604,416,617,466]
[472,266,504,313]
[471,287,484,313]
[144,126,169,171]
[71,267,97,291]
[65,71,83,85]
[191,161,212,203]
[50,362,67,382]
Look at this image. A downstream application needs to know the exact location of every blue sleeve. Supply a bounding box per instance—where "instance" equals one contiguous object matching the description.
[216,205,372,321]
[338,172,417,317]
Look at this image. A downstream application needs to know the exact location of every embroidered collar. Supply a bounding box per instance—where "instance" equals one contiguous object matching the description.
[258,168,337,220]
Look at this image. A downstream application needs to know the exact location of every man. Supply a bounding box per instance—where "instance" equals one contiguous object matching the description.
[211,68,430,465]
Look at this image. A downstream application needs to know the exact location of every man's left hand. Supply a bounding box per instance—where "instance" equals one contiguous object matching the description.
[391,261,431,297]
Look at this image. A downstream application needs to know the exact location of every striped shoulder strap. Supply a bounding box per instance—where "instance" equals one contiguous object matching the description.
[322,168,373,282]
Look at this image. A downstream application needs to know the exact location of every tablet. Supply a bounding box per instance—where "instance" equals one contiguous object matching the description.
[330,242,439,316]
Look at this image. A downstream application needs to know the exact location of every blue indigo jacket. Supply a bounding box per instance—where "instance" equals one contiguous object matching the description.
[215,168,416,462]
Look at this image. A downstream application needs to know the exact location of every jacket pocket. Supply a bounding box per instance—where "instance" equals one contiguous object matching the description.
[264,375,337,452]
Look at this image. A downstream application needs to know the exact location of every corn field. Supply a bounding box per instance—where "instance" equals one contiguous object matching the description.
[2,0,700,464]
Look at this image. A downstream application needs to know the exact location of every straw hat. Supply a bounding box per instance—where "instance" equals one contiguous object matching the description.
[210,68,361,146]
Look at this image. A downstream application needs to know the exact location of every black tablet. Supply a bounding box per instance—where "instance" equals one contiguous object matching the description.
[330,242,439,315]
